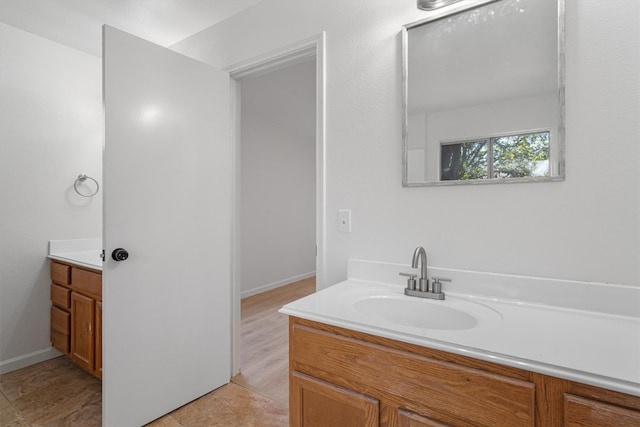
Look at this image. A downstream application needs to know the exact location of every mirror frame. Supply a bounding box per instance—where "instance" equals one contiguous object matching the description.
[402,0,566,187]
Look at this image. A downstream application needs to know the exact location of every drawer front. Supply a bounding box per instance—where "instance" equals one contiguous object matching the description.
[51,306,70,354]
[51,284,71,309]
[71,268,102,298]
[51,262,71,285]
[291,323,535,427]
[564,394,640,426]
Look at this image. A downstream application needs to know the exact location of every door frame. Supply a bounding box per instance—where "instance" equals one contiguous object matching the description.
[224,32,326,375]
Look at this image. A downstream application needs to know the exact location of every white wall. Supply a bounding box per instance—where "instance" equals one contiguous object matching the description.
[0,23,102,372]
[240,61,316,297]
[240,113,316,296]
[173,0,639,288]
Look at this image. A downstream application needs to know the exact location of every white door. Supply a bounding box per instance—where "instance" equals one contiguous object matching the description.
[102,26,231,427]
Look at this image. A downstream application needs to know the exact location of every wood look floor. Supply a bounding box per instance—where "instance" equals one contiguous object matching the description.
[231,276,316,406]
[0,277,315,427]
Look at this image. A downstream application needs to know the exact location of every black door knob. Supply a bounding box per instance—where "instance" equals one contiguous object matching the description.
[112,248,129,261]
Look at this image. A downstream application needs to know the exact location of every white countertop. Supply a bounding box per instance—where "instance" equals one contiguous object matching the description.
[280,260,640,397]
[48,238,102,270]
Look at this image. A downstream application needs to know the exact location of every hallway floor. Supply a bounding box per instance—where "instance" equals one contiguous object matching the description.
[0,277,315,426]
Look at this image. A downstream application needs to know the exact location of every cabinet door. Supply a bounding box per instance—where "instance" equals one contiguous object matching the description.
[398,409,452,427]
[291,371,379,427]
[564,394,640,426]
[95,301,102,379]
[71,292,95,372]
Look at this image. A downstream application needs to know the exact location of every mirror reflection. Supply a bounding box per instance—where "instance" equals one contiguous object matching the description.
[403,0,565,186]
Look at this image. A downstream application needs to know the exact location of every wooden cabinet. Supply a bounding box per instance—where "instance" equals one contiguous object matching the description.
[50,260,102,378]
[289,317,640,427]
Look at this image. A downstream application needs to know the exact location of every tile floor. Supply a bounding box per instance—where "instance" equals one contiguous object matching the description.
[0,357,287,426]
[0,278,314,427]
[0,356,101,426]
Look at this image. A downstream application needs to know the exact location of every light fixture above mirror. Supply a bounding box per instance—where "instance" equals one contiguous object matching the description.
[403,0,565,187]
[417,0,465,11]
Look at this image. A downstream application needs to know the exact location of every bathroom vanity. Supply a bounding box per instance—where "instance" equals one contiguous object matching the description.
[282,260,640,426]
[48,239,103,379]
[289,316,640,427]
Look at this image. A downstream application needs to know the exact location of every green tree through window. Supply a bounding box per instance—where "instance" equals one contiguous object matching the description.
[441,131,550,181]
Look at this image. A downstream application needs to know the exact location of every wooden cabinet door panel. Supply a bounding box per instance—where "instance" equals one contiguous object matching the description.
[564,394,640,426]
[291,371,379,427]
[71,292,95,372]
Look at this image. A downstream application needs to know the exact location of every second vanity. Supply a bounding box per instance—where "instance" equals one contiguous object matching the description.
[281,259,640,426]
[48,239,103,379]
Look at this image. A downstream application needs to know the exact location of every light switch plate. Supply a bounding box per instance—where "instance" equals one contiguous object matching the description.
[338,210,351,233]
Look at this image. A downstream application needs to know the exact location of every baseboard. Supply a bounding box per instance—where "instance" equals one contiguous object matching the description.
[0,347,62,375]
[241,271,316,299]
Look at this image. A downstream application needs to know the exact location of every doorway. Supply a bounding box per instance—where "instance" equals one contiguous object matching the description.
[226,33,326,377]
[239,59,316,300]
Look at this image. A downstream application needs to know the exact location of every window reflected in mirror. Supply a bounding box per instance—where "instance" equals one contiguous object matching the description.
[441,131,550,181]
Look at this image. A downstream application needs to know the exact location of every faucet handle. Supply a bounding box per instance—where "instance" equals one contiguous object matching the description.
[431,277,451,293]
[399,272,417,278]
[399,272,417,290]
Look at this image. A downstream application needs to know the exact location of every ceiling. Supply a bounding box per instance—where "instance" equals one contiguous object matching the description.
[0,0,264,57]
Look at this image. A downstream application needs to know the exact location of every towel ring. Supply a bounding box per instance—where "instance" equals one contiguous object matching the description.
[74,174,99,197]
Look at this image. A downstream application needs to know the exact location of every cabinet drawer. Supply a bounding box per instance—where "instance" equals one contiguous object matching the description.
[51,306,70,353]
[51,262,71,285]
[51,284,71,309]
[71,268,101,298]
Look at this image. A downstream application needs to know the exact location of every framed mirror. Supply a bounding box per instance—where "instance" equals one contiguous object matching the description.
[402,0,565,186]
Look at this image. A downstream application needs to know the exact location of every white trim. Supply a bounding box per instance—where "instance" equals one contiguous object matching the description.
[0,347,61,375]
[225,33,319,78]
[315,32,327,292]
[229,76,242,376]
[227,32,327,376]
[240,271,316,299]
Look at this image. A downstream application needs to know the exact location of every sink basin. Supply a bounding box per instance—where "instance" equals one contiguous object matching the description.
[353,296,478,330]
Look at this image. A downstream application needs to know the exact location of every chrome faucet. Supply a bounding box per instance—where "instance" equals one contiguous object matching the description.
[399,246,449,300]
[412,246,429,292]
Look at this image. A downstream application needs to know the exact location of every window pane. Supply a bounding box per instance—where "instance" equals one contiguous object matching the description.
[441,140,488,181]
[492,132,550,178]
